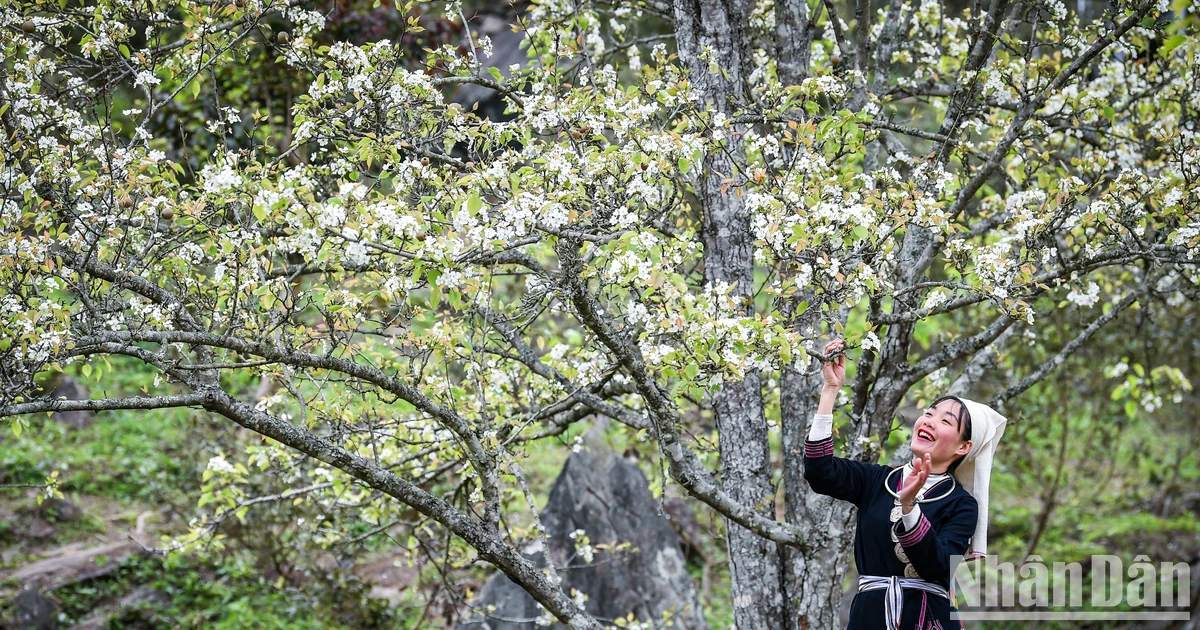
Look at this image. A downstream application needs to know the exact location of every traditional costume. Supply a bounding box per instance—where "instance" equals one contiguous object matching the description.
[803,398,1007,629]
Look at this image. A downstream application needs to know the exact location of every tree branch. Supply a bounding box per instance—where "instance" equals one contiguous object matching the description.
[557,238,814,551]
[907,311,1019,385]
[0,393,210,417]
[990,291,1141,409]
[196,385,602,629]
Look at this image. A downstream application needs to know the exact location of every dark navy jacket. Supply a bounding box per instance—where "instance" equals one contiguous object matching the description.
[804,435,977,629]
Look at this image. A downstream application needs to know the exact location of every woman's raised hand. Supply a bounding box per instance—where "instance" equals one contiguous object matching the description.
[821,338,847,390]
[899,452,933,511]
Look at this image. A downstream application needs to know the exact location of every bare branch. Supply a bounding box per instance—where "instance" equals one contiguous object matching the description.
[907,311,1019,384]
[990,292,1141,409]
[0,393,210,417]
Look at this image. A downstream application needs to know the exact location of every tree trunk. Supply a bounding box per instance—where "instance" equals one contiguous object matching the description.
[673,0,785,626]
[780,367,857,630]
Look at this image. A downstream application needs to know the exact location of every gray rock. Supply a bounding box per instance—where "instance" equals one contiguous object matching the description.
[663,497,708,562]
[38,498,83,523]
[71,586,171,630]
[13,587,58,630]
[457,437,708,629]
[49,377,91,430]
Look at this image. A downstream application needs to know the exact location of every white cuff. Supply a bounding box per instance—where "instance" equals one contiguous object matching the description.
[901,505,922,531]
[808,413,833,442]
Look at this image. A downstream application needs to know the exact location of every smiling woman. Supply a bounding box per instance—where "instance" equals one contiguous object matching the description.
[803,338,1008,630]
[912,397,974,476]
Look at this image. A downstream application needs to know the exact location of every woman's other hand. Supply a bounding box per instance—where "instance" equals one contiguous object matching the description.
[899,452,933,513]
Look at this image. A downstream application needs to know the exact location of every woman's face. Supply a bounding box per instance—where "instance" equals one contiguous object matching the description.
[910,398,973,472]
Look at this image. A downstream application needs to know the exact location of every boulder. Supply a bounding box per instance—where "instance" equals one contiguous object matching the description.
[48,377,92,430]
[457,437,708,629]
[37,498,83,524]
[13,587,58,629]
[663,497,709,563]
[71,586,170,630]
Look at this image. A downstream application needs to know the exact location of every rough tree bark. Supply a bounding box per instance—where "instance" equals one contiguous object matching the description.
[673,0,785,626]
[780,365,858,630]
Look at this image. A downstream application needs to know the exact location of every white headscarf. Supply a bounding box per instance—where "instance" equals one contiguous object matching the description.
[953,397,1007,561]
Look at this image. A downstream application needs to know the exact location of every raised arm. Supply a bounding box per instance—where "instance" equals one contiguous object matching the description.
[803,339,887,506]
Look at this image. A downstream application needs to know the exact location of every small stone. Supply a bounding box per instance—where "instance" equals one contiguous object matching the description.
[38,498,83,523]
[49,377,92,430]
[14,587,57,629]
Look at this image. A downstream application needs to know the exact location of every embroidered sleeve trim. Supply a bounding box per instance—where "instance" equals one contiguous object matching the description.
[898,514,931,546]
[803,437,835,458]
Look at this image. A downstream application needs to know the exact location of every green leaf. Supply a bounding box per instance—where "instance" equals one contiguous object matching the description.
[1161,34,1187,56]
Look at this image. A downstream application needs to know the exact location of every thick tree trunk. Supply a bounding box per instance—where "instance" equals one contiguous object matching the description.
[673,0,785,626]
[780,367,857,630]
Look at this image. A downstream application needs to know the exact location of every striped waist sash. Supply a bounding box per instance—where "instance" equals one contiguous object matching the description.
[858,575,950,630]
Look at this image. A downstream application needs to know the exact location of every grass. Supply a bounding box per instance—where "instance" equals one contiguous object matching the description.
[0,407,200,502]
[3,553,391,629]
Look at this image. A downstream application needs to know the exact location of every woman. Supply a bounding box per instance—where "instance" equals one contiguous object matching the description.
[804,338,1007,630]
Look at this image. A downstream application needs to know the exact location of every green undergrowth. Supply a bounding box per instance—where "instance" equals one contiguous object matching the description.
[0,407,198,503]
[0,552,405,629]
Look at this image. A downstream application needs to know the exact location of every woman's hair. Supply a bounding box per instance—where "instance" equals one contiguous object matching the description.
[929,395,973,475]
